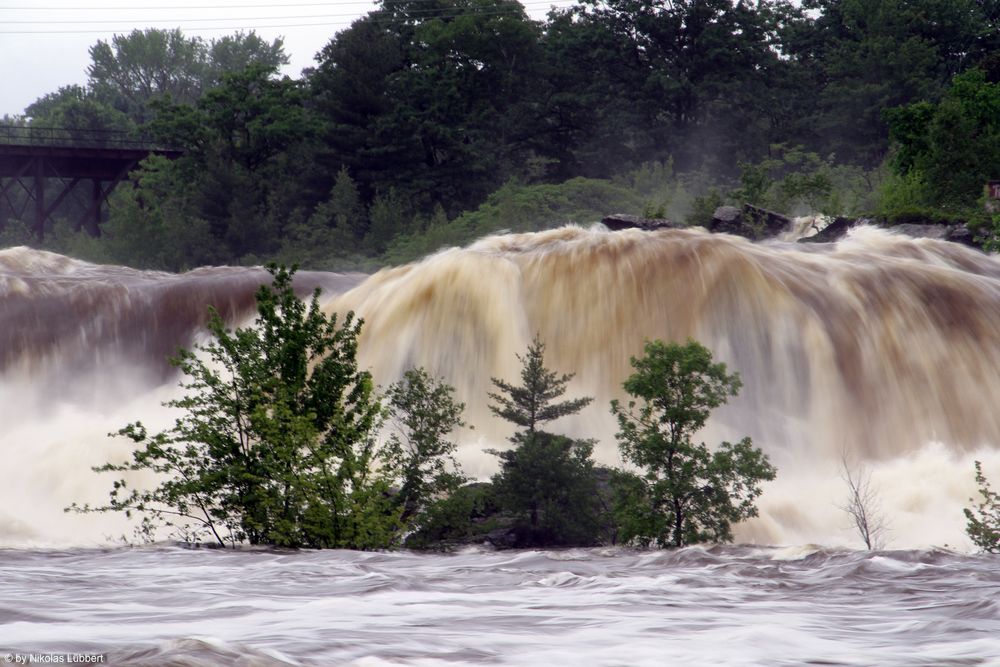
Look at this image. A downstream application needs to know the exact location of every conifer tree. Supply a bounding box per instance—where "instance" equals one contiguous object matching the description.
[488,334,600,546]
[488,334,592,436]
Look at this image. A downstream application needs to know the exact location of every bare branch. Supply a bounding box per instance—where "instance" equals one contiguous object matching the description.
[839,453,889,551]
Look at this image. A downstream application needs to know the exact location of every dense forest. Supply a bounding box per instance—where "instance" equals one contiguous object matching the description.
[2,0,1000,270]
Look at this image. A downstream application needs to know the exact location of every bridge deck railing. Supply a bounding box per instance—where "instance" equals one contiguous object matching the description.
[0,125,170,151]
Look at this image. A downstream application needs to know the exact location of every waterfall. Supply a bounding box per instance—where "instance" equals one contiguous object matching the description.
[2,225,998,548]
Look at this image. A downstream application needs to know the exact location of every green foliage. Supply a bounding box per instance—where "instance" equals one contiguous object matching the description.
[404,482,501,550]
[384,368,467,527]
[488,335,600,546]
[611,339,776,548]
[87,28,287,124]
[12,2,998,264]
[491,432,601,546]
[365,188,410,255]
[278,167,369,268]
[886,68,1000,209]
[493,431,600,546]
[872,168,934,221]
[731,146,873,216]
[25,85,135,138]
[964,461,1000,553]
[70,266,400,549]
[134,65,323,267]
[101,155,217,270]
[686,188,727,228]
[800,0,989,166]
[489,334,592,436]
[381,176,644,265]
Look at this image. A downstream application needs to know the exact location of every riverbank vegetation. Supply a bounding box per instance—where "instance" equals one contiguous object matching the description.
[965,462,1000,554]
[72,268,773,550]
[3,0,1000,268]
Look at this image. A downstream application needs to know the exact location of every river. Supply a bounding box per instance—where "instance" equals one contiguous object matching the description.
[1,545,998,666]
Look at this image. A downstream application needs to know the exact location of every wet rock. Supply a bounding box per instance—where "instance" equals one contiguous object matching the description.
[709,206,743,235]
[601,213,680,231]
[709,204,791,240]
[744,204,793,238]
[946,225,975,246]
[946,224,991,249]
[482,526,519,549]
[797,216,858,244]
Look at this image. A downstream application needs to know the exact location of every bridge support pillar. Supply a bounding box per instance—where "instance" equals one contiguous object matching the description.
[33,157,45,240]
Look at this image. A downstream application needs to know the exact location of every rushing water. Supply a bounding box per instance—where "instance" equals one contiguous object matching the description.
[1,545,998,666]
[2,225,1000,665]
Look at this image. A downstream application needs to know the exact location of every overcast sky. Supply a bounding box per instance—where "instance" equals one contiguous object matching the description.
[0,0,572,118]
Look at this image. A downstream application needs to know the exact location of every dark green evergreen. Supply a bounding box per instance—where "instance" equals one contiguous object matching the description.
[488,335,592,435]
[488,335,601,546]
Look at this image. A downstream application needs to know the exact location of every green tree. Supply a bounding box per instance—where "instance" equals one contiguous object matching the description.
[25,85,135,139]
[488,334,592,435]
[364,188,409,254]
[611,339,776,548]
[565,0,801,173]
[325,166,368,244]
[308,0,544,214]
[71,266,397,549]
[277,167,369,268]
[384,368,467,526]
[964,461,1000,553]
[87,28,287,124]
[101,155,217,270]
[885,68,1000,208]
[404,482,500,549]
[204,31,289,88]
[88,28,208,123]
[796,0,987,166]
[491,432,601,546]
[488,335,600,546]
[144,64,323,263]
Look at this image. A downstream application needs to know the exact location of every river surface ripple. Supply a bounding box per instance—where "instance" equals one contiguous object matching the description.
[0,545,997,666]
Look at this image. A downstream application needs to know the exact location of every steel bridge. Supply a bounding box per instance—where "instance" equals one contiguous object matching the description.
[0,126,182,239]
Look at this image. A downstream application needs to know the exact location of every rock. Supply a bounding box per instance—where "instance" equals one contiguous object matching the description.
[481,526,519,549]
[945,225,975,246]
[601,213,680,231]
[743,204,792,238]
[709,204,791,240]
[891,223,950,239]
[712,206,741,223]
[798,216,858,244]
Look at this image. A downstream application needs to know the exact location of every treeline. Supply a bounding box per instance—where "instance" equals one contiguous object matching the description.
[3,0,1000,269]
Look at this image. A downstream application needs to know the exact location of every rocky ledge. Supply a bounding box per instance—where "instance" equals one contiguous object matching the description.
[602,207,992,249]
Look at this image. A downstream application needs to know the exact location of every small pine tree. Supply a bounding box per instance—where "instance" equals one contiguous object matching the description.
[488,334,592,436]
[326,166,367,244]
[488,334,600,546]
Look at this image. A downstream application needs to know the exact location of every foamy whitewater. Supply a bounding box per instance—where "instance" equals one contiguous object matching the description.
[1,225,999,665]
[1,545,998,666]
